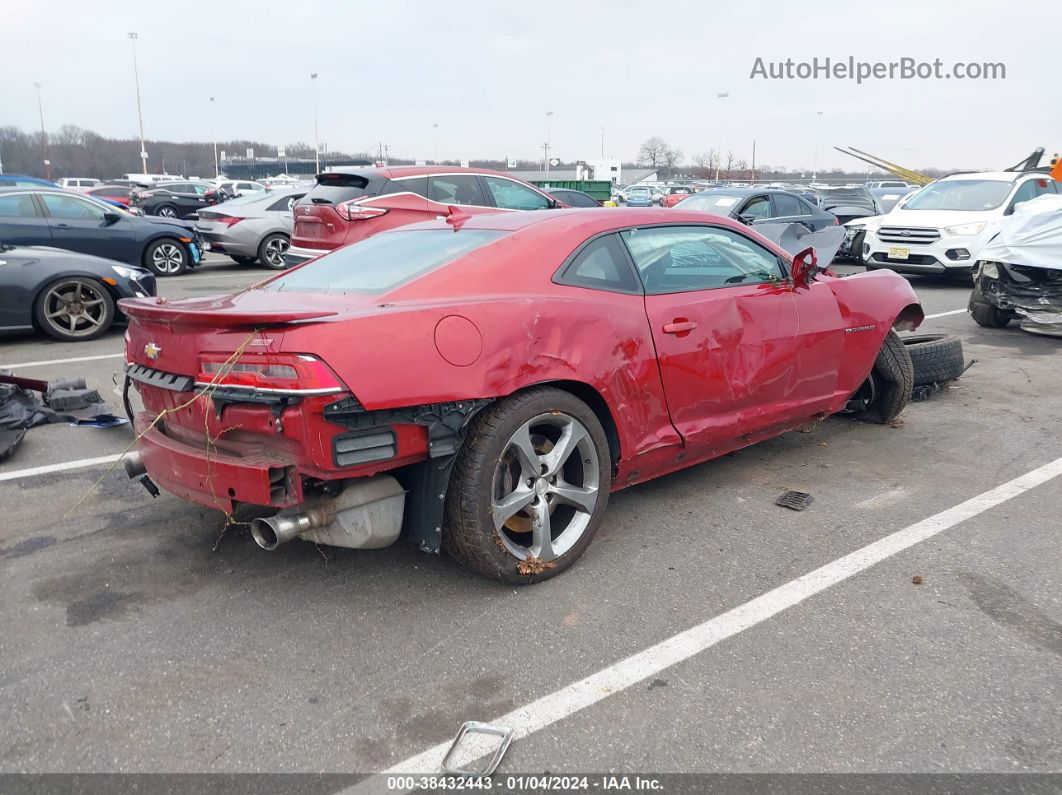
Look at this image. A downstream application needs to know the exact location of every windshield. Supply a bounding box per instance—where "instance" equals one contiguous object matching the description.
[902,179,1013,211]
[674,194,742,212]
[264,229,507,293]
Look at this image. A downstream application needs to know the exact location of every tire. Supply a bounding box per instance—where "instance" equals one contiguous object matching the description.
[902,334,965,386]
[969,299,1011,328]
[230,254,258,265]
[849,230,866,265]
[155,204,179,219]
[258,233,290,270]
[33,277,115,341]
[444,387,612,584]
[857,330,914,423]
[143,238,188,276]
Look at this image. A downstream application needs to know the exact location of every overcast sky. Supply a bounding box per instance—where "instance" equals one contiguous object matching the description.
[4,0,1058,172]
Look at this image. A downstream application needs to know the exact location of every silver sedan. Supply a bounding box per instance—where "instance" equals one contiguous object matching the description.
[194,188,306,269]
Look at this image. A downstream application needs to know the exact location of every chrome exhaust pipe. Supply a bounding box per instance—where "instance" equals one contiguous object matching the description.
[123,451,146,479]
[249,476,405,552]
[250,512,317,551]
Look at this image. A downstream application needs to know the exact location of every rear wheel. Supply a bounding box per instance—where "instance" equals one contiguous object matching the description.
[34,277,115,341]
[143,238,188,276]
[969,292,1011,328]
[258,233,290,270]
[444,387,611,584]
[155,204,179,219]
[854,330,914,423]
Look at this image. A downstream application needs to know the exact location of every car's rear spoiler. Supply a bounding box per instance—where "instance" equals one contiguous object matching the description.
[118,298,337,327]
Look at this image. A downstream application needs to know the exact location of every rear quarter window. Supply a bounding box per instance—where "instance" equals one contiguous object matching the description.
[265,229,507,293]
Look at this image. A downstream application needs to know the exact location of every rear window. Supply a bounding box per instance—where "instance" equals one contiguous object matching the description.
[304,172,381,205]
[265,229,507,293]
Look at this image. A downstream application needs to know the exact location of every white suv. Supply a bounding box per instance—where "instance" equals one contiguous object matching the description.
[862,172,1059,277]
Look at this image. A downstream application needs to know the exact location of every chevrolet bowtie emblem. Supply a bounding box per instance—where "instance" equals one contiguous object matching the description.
[144,342,161,360]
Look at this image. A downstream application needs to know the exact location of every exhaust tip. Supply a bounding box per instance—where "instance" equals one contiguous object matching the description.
[122,451,146,479]
[250,518,281,551]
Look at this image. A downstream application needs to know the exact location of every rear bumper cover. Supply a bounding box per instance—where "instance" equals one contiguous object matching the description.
[135,412,301,512]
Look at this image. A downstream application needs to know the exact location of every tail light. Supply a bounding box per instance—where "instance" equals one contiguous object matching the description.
[196,352,347,395]
[206,214,244,227]
[335,201,389,222]
[831,217,839,225]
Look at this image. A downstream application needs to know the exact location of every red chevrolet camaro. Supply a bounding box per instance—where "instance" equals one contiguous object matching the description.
[120,208,923,583]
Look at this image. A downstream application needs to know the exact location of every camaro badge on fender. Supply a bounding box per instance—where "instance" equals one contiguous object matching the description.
[144,342,161,360]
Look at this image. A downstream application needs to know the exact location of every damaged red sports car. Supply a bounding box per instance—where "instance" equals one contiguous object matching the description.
[119,208,923,582]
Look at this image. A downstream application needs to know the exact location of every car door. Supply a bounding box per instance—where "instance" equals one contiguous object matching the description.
[425,174,497,218]
[624,224,845,454]
[39,192,137,262]
[267,192,305,232]
[770,192,830,231]
[735,194,772,225]
[0,191,52,247]
[0,246,42,331]
[172,183,206,216]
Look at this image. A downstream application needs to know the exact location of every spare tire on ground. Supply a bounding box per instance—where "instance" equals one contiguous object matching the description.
[901,334,965,386]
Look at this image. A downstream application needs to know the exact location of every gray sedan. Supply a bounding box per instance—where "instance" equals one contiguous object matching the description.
[194,188,304,269]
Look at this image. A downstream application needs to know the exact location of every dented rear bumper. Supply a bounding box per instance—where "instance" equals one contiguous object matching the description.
[134,412,301,513]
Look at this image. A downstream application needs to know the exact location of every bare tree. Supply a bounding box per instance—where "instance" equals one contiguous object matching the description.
[693,150,718,178]
[724,150,736,178]
[734,159,749,179]
[661,145,683,177]
[638,137,669,168]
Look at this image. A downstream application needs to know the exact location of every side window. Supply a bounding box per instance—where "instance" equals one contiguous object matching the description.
[482,176,551,210]
[568,192,600,208]
[41,193,106,220]
[382,177,428,198]
[237,182,257,191]
[556,235,640,294]
[773,193,807,217]
[0,194,40,217]
[620,225,785,294]
[268,193,303,211]
[1009,180,1039,211]
[429,175,488,206]
[740,196,771,220]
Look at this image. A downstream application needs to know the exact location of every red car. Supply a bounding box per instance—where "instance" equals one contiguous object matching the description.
[661,186,696,207]
[284,166,559,266]
[120,208,922,583]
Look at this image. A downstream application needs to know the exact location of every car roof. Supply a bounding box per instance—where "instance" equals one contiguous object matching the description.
[322,165,517,180]
[691,187,785,196]
[410,206,758,235]
[939,171,1026,182]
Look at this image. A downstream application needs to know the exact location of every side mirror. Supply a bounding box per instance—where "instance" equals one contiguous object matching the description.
[737,214,755,226]
[102,211,121,225]
[791,246,822,289]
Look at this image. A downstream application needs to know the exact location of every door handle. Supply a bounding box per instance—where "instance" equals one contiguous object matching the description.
[662,320,697,334]
[54,223,71,229]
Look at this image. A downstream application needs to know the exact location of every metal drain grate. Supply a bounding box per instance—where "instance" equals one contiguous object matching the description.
[776,491,814,511]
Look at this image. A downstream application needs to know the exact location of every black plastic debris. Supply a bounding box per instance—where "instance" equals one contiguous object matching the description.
[0,429,26,461]
[776,490,814,511]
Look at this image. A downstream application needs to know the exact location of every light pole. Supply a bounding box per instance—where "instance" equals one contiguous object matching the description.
[209,96,219,177]
[311,73,320,174]
[812,110,824,182]
[715,92,729,181]
[544,110,554,176]
[128,32,148,173]
[600,126,605,159]
[33,82,51,181]
[432,122,439,164]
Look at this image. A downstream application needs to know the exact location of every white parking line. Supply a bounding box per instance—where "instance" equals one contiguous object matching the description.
[347,455,1062,786]
[0,453,124,483]
[925,308,966,319]
[1,352,124,370]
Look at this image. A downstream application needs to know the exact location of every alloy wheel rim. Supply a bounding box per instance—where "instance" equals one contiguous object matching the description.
[43,280,108,337]
[152,243,184,274]
[264,237,288,266]
[490,413,599,562]
[158,207,177,217]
